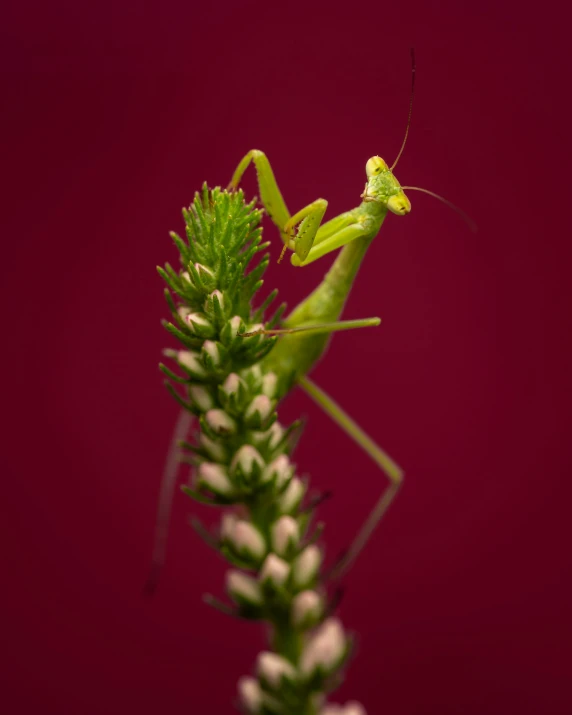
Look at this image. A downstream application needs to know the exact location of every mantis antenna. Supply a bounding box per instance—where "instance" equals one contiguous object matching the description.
[390,48,416,171]
[401,186,478,233]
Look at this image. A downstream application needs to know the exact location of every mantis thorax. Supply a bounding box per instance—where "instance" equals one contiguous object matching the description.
[362,156,411,216]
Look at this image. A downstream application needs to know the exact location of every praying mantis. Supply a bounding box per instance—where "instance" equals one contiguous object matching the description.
[227,52,473,578]
[148,51,472,589]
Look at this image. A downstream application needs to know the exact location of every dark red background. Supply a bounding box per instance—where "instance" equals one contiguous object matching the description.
[3,1,571,713]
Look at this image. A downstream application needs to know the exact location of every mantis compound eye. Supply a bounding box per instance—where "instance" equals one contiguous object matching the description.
[387,193,411,215]
[365,156,388,178]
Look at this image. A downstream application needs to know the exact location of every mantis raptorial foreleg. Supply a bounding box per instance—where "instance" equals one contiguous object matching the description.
[298,376,404,580]
[229,149,346,264]
[291,222,370,267]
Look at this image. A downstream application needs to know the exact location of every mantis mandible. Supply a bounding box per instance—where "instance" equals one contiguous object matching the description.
[147,51,472,590]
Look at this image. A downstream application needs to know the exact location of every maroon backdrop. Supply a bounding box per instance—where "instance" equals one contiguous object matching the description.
[3,1,571,713]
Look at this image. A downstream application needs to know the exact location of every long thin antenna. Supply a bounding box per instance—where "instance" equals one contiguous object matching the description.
[390,48,416,171]
[401,186,477,233]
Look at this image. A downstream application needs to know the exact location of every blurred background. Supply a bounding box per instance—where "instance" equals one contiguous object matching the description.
[2,1,571,713]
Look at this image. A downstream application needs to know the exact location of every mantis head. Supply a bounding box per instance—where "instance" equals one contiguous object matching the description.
[363,156,411,216]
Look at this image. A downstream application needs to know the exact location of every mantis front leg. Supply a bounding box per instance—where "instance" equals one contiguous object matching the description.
[298,376,404,580]
[229,150,363,264]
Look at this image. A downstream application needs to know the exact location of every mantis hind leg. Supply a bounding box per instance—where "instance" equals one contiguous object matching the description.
[298,376,403,580]
[144,409,194,595]
[228,149,329,263]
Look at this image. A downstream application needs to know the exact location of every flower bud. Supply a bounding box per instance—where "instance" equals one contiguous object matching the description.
[194,262,216,290]
[256,652,297,689]
[291,590,323,628]
[201,340,227,371]
[230,445,265,483]
[186,311,216,338]
[259,554,290,587]
[237,676,262,713]
[204,289,224,317]
[218,372,249,414]
[261,371,278,398]
[267,421,285,450]
[177,305,191,322]
[292,545,322,588]
[189,385,214,412]
[320,703,366,715]
[278,477,306,513]
[271,516,299,556]
[219,315,245,349]
[181,270,195,289]
[176,350,207,379]
[220,513,238,541]
[227,571,263,606]
[199,432,227,462]
[244,395,274,429]
[205,409,237,436]
[231,521,266,561]
[197,463,234,497]
[299,618,347,678]
[263,455,294,487]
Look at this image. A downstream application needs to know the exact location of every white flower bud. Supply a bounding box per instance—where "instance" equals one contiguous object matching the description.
[197,463,234,496]
[271,516,299,556]
[257,652,297,689]
[262,454,294,487]
[181,270,193,286]
[320,702,366,715]
[199,432,227,462]
[202,339,223,367]
[291,590,323,628]
[221,372,241,395]
[177,306,191,321]
[261,371,278,398]
[177,350,207,378]
[278,477,306,513]
[237,676,262,713]
[204,289,224,312]
[227,571,262,606]
[292,545,322,588]
[189,385,214,412]
[220,513,239,541]
[259,553,290,587]
[186,311,215,337]
[194,262,215,283]
[205,409,237,435]
[231,521,266,560]
[299,618,347,678]
[228,315,242,334]
[268,421,284,449]
[230,445,265,480]
[245,394,274,427]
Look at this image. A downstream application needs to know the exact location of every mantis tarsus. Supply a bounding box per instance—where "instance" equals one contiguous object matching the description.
[148,50,472,590]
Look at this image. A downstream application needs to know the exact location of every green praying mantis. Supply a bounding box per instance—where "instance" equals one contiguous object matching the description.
[148,51,473,588]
